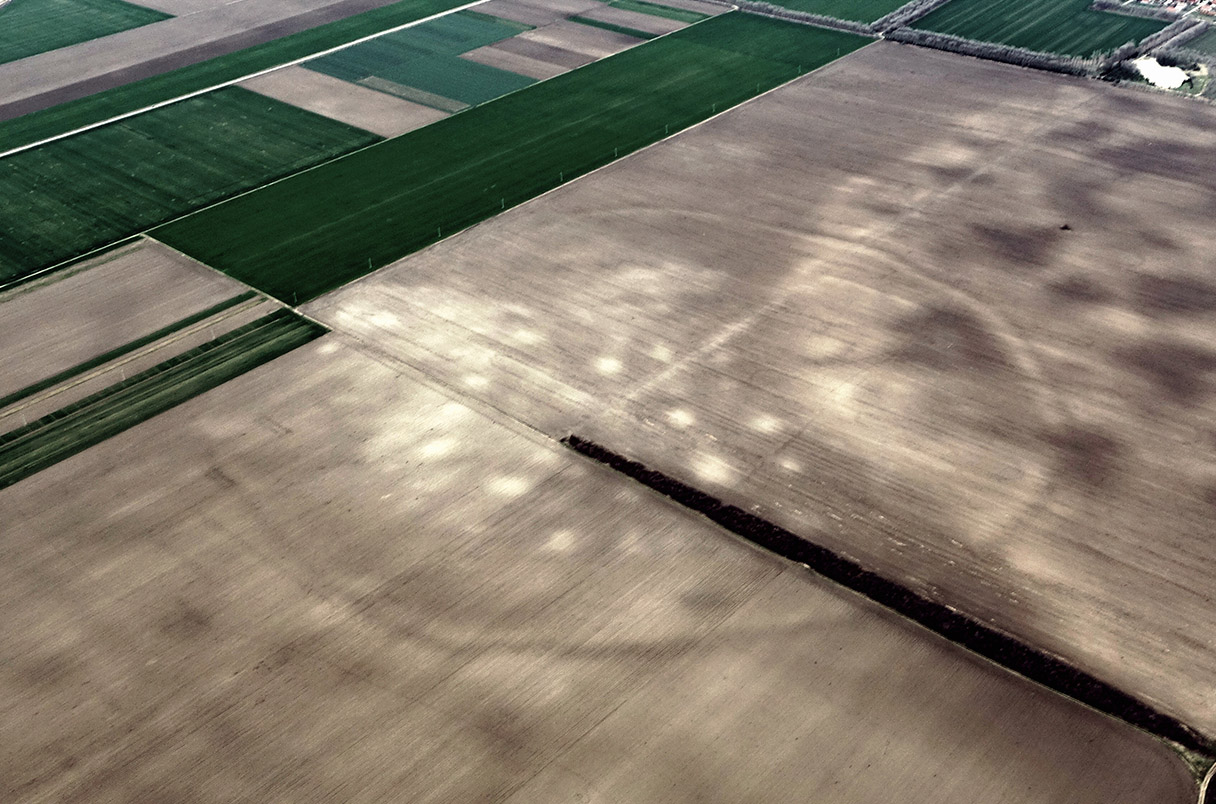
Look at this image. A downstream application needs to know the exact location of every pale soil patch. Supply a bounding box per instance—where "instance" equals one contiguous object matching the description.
[240,64,448,137]
[491,33,596,67]
[0,335,1194,802]
[0,238,245,400]
[478,0,606,26]
[575,3,688,34]
[307,42,1216,737]
[460,41,573,79]
[515,18,642,58]
[639,0,727,14]
[121,0,239,15]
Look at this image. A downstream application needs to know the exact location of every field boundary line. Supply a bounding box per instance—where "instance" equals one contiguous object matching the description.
[0,295,268,422]
[558,434,1216,759]
[0,0,496,160]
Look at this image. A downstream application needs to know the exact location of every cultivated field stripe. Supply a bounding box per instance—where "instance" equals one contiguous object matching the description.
[0,0,489,156]
[153,14,869,303]
[0,291,257,411]
[609,0,710,23]
[567,15,656,40]
[560,435,1216,758]
[0,0,170,66]
[0,309,325,490]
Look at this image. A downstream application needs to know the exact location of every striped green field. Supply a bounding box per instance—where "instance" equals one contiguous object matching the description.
[912,0,1166,56]
[752,0,909,23]
[0,0,467,152]
[305,11,536,108]
[0,0,169,65]
[1187,27,1216,55]
[609,0,710,23]
[154,14,869,303]
[0,309,325,490]
[0,88,378,284]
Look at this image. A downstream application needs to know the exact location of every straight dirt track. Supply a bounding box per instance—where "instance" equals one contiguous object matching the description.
[306,42,1216,740]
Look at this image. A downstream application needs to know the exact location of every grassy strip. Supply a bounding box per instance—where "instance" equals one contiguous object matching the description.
[911,0,1164,56]
[155,14,868,303]
[560,434,1216,757]
[0,309,324,489]
[609,0,709,23]
[0,87,379,284]
[566,15,657,39]
[0,0,169,66]
[0,0,468,151]
[0,291,257,411]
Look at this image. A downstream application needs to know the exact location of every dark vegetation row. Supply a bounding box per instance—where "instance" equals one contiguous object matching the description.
[560,434,1216,758]
[0,309,324,490]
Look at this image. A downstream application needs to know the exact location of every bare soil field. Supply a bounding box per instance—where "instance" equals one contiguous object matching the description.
[490,32,596,66]
[307,42,1216,738]
[515,18,643,57]
[0,333,1195,802]
[575,3,688,34]
[478,0,604,25]
[0,239,246,400]
[240,64,448,136]
[460,40,573,78]
[0,0,407,119]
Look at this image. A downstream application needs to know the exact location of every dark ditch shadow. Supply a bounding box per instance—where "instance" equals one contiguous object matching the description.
[888,304,1012,373]
[1132,274,1216,318]
[1047,275,1115,305]
[560,434,1216,759]
[1116,339,1216,405]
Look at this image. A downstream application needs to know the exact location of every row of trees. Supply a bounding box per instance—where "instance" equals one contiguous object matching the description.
[884,28,1098,76]
[870,0,955,34]
[732,1,875,34]
[1089,0,1180,21]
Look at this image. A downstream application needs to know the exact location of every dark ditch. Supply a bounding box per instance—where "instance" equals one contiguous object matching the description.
[561,433,1216,760]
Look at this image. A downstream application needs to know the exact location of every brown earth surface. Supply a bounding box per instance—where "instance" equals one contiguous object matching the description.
[239,65,449,137]
[478,0,606,26]
[574,3,689,34]
[0,239,246,400]
[460,41,575,78]
[306,42,1216,737]
[514,18,643,58]
[0,333,1197,802]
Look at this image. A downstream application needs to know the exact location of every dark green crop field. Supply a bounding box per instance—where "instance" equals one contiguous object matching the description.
[306,12,536,107]
[1187,27,1216,55]
[0,0,168,65]
[567,16,656,39]
[154,14,869,303]
[0,309,324,490]
[0,0,466,151]
[912,0,1166,55]
[0,88,378,283]
[754,0,909,23]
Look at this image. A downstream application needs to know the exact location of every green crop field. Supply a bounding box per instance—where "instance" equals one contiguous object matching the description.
[0,88,378,283]
[154,14,869,303]
[609,0,710,23]
[754,0,909,23]
[1187,27,1216,55]
[912,0,1166,56]
[0,309,325,490]
[305,11,536,107]
[0,0,467,152]
[0,0,169,65]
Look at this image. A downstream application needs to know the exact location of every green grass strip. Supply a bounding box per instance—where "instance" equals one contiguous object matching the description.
[608,0,709,24]
[0,290,257,411]
[155,14,869,303]
[567,15,657,39]
[0,0,468,151]
[0,308,324,489]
